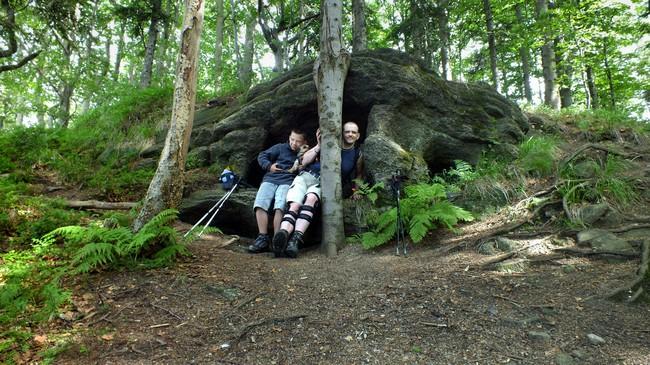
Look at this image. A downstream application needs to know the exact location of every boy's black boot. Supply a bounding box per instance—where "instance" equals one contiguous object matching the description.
[272,229,289,257]
[285,231,303,258]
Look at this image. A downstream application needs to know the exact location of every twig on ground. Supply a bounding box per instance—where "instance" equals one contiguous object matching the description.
[554,247,639,259]
[232,314,308,345]
[150,302,184,320]
[607,240,649,302]
[492,294,522,308]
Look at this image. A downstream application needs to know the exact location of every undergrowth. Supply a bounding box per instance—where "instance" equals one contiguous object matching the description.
[0,209,189,364]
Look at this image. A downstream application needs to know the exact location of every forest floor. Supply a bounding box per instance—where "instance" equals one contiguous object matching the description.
[48,221,650,365]
[20,119,650,365]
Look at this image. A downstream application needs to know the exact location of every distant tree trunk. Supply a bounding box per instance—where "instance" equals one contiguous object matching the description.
[515,3,533,103]
[214,0,225,92]
[239,15,256,89]
[155,1,173,80]
[58,83,73,128]
[314,0,350,257]
[133,0,205,232]
[140,0,162,88]
[437,0,450,80]
[585,65,599,109]
[602,39,616,109]
[231,0,242,66]
[483,0,499,90]
[352,0,367,52]
[409,0,424,61]
[114,22,125,81]
[536,0,560,109]
[556,44,573,108]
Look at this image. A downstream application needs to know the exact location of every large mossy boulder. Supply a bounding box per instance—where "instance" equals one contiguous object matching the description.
[177,49,529,237]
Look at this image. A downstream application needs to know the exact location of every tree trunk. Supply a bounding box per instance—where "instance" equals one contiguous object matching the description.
[437,0,450,80]
[155,1,173,80]
[352,0,367,53]
[586,65,599,109]
[133,0,205,232]
[214,0,225,92]
[555,36,573,108]
[231,0,242,66]
[603,39,616,109]
[483,0,499,90]
[409,0,423,61]
[239,15,256,89]
[114,22,125,81]
[58,83,73,128]
[314,0,350,256]
[515,3,533,103]
[536,0,560,109]
[139,0,162,88]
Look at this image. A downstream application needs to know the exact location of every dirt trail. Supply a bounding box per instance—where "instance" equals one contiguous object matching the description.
[56,230,650,365]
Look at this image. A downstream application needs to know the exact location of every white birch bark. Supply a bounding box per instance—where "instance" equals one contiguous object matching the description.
[314,0,350,256]
[133,0,206,232]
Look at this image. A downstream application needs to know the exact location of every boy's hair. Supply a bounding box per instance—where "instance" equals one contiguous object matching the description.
[290,128,307,139]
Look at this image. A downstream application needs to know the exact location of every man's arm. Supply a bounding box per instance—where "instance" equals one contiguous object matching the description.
[301,144,320,166]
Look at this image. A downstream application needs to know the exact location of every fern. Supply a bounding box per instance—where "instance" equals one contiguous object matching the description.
[359,182,474,249]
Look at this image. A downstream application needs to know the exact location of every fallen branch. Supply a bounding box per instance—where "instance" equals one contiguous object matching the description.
[233,314,308,345]
[65,200,137,210]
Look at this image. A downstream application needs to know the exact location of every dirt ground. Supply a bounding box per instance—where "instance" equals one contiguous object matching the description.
[48,219,650,365]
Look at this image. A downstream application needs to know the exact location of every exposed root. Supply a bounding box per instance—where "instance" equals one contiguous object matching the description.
[607,240,649,302]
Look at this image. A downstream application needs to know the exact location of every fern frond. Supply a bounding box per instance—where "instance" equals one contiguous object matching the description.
[429,201,474,229]
[405,183,447,201]
[72,242,117,273]
[409,211,433,243]
[139,209,179,233]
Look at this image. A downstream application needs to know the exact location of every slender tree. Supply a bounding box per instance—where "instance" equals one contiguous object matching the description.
[535,0,560,109]
[482,0,499,90]
[515,3,533,103]
[314,0,350,256]
[134,0,206,232]
[214,0,225,92]
[352,0,367,52]
[139,0,162,88]
[437,0,450,79]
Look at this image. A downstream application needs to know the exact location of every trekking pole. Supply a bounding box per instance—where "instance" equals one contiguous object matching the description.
[391,170,408,256]
[184,178,239,238]
[196,178,240,237]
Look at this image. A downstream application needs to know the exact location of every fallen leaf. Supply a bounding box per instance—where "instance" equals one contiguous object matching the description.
[101,334,114,341]
[33,334,48,345]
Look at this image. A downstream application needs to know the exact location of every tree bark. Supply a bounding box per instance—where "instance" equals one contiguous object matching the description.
[483,0,499,90]
[555,37,573,108]
[114,21,125,81]
[214,0,225,92]
[536,0,560,109]
[603,39,616,109]
[585,65,599,109]
[437,0,450,80]
[239,14,256,89]
[139,0,162,88]
[352,0,367,52]
[133,0,205,232]
[314,0,350,256]
[515,3,533,103]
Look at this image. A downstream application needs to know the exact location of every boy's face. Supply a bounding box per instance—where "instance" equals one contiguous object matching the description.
[288,131,307,152]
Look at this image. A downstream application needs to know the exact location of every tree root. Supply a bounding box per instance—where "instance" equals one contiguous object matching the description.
[559,143,640,169]
[607,240,649,302]
[65,200,137,210]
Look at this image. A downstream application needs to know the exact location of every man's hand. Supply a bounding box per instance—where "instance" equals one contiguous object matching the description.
[269,163,283,173]
[350,189,362,201]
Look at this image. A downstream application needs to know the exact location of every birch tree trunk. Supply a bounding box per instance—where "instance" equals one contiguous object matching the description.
[314,0,350,256]
[139,0,162,88]
[483,0,499,90]
[603,40,616,109]
[515,3,533,103]
[133,0,206,232]
[214,0,225,92]
[536,0,560,109]
[352,0,367,52]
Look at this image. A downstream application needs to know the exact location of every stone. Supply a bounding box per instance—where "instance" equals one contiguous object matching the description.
[495,237,519,252]
[574,203,609,226]
[577,229,635,253]
[586,333,605,345]
[528,331,551,343]
[173,49,529,237]
[495,258,529,273]
[555,352,575,365]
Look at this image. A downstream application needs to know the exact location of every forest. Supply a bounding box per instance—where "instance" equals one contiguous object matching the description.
[1,0,650,364]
